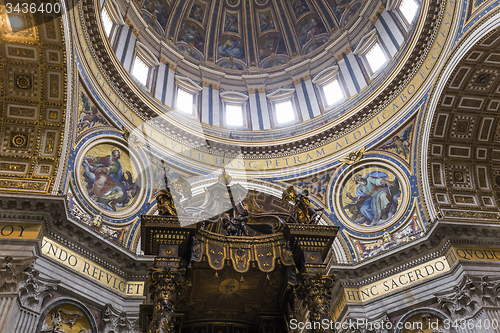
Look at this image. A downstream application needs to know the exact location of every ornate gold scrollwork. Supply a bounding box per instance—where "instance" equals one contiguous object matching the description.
[147,268,185,333]
[302,274,335,333]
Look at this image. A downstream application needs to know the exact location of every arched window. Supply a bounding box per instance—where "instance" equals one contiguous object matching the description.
[354,30,390,78]
[101,8,114,37]
[399,0,420,26]
[131,55,150,86]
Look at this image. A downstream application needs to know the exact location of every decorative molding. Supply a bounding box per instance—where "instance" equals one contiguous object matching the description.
[18,264,60,313]
[0,196,153,279]
[437,275,500,320]
[266,88,296,101]
[175,75,202,92]
[101,303,140,333]
[340,313,392,333]
[0,256,35,294]
[135,42,160,66]
[0,256,60,314]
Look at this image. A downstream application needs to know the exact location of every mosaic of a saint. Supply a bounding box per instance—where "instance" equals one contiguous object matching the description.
[258,34,286,60]
[298,17,325,46]
[179,23,205,52]
[189,3,205,23]
[143,0,170,28]
[343,169,401,226]
[82,146,140,212]
[224,13,239,33]
[291,0,310,18]
[218,37,244,59]
[258,12,275,33]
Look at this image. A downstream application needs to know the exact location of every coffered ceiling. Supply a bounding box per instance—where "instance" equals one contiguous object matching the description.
[427,29,500,221]
[0,11,67,194]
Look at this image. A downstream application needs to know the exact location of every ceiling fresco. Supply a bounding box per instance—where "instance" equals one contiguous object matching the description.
[64,0,449,258]
[138,0,362,69]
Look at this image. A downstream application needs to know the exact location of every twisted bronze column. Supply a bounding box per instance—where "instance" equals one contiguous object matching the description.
[148,268,184,333]
[303,274,335,333]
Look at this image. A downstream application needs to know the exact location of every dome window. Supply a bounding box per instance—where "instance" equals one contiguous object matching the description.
[174,76,202,116]
[354,30,389,79]
[399,0,419,25]
[365,43,387,74]
[267,89,298,126]
[100,0,124,44]
[131,56,150,87]
[323,79,344,106]
[275,100,296,124]
[312,65,347,110]
[225,104,244,127]
[131,43,160,90]
[220,91,248,129]
[101,8,114,37]
[176,88,195,114]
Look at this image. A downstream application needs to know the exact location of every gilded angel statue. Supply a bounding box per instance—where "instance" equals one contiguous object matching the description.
[282,186,324,224]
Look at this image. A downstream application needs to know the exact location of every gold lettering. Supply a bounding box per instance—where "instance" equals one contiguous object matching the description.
[41,237,143,296]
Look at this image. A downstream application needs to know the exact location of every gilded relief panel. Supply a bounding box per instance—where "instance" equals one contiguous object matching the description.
[40,304,92,333]
[426,29,500,220]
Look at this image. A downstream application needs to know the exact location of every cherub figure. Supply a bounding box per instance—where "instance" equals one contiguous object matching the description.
[380,124,413,158]
[78,92,108,131]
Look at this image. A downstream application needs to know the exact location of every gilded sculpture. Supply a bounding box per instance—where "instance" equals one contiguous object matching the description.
[156,160,192,217]
[282,186,324,224]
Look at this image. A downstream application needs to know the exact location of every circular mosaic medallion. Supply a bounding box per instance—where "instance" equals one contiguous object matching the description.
[75,138,145,218]
[227,0,240,7]
[333,159,410,232]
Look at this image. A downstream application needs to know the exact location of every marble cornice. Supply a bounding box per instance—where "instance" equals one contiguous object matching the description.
[0,195,153,279]
[2,193,498,293]
[329,221,500,286]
